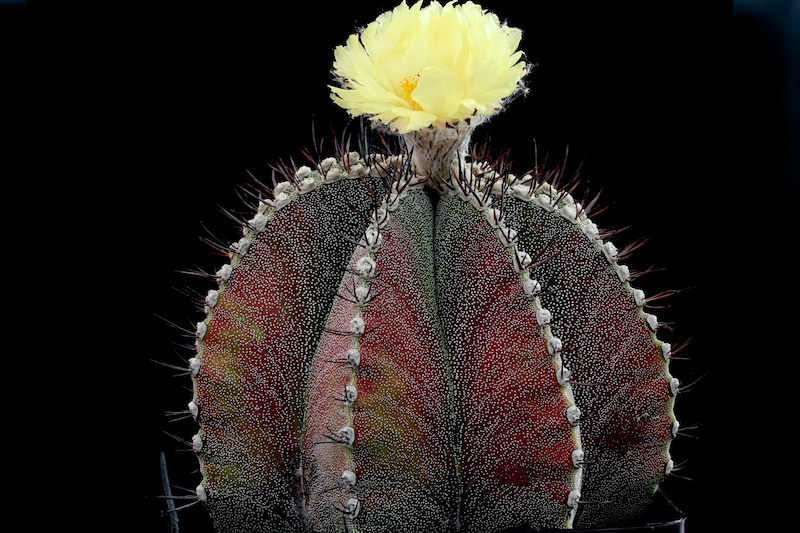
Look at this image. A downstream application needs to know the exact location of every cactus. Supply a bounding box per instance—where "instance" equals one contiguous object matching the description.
[163,2,687,531]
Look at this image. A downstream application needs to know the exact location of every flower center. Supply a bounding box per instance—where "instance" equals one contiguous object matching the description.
[400,71,423,110]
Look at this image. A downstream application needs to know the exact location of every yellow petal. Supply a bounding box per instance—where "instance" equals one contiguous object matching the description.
[330,1,527,133]
[411,65,465,118]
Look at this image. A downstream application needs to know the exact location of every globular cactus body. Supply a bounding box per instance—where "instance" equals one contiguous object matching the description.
[178,3,683,531]
[186,146,679,532]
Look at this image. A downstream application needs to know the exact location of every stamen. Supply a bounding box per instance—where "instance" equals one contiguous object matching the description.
[400,70,423,109]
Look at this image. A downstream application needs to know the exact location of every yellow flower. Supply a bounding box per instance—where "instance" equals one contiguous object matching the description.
[330,1,527,134]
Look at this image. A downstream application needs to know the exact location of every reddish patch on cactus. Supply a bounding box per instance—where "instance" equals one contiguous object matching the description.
[304,189,460,532]
[501,188,676,527]
[435,193,580,531]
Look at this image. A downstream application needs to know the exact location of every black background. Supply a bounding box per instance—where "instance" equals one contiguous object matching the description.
[20,1,796,532]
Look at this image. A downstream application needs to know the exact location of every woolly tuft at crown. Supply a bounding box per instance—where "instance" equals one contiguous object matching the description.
[158,2,693,532]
